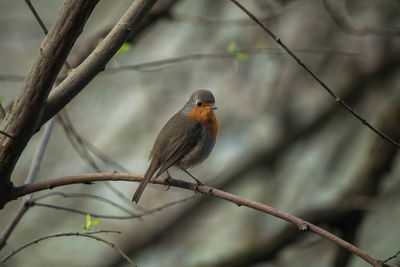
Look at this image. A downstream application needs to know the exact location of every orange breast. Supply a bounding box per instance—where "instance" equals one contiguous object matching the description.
[188,107,219,141]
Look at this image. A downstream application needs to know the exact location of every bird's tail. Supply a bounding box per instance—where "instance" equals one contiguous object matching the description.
[132,159,159,203]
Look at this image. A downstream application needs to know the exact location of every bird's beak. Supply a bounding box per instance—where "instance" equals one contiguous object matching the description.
[208,104,218,110]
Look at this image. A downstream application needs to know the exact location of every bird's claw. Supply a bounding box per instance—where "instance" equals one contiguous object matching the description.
[193,181,203,193]
[194,184,199,193]
[164,176,172,191]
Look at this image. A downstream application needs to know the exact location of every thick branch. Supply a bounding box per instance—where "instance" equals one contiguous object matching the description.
[0,0,100,197]
[5,173,382,266]
[41,0,158,126]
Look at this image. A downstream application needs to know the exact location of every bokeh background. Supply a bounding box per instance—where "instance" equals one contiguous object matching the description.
[0,0,399,266]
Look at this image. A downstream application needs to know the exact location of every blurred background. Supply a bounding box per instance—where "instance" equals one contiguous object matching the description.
[0,0,399,266]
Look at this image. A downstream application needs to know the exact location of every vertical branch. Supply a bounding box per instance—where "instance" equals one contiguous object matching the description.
[26,118,55,186]
[0,118,55,250]
[0,0,100,207]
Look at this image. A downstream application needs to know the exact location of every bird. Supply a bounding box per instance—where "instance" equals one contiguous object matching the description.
[132,89,219,203]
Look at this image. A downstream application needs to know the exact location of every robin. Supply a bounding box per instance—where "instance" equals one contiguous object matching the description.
[132,89,219,203]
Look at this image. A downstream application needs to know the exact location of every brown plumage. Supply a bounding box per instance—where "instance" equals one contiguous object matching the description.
[132,90,219,203]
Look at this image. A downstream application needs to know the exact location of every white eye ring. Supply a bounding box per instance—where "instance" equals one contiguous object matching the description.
[196,101,202,107]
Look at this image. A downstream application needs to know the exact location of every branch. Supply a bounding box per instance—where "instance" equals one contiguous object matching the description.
[0,0,100,201]
[31,202,138,219]
[41,0,158,126]
[109,51,399,266]
[57,109,136,207]
[0,202,28,251]
[384,250,400,263]
[26,119,55,186]
[229,0,400,149]
[57,0,179,82]
[25,0,72,70]
[0,47,360,82]
[30,194,197,220]
[32,191,137,216]
[1,230,135,266]
[5,173,382,266]
[169,0,300,25]
[0,118,55,251]
[104,47,360,73]
[210,204,364,267]
[57,111,102,172]
[24,0,48,34]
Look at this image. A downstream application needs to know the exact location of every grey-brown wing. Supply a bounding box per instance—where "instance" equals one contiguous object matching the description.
[151,113,203,176]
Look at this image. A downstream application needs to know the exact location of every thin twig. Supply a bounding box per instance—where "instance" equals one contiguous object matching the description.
[83,140,130,173]
[26,118,55,186]
[41,0,158,126]
[229,0,400,149]
[169,0,300,25]
[32,191,136,216]
[32,202,135,219]
[57,111,101,172]
[105,47,360,73]
[1,230,135,266]
[58,110,134,207]
[25,0,71,70]
[58,110,130,172]
[30,195,197,220]
[0,118,55,251]
[9,173,382,267]
[0,202,28,251]
[0,48,360,83]
[384,250,400,263]
[25,0,48,34]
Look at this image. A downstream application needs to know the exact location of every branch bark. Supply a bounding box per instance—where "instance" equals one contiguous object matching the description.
[4,173,383,267]
[41,0,158,126]
[0,0,100,205]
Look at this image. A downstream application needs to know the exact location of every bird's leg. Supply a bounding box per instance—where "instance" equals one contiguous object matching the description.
[180,168,204,185]
[164,170,172,190]
[179,167,204,193]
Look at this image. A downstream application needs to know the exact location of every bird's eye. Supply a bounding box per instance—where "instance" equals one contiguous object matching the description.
[196,101,202,107]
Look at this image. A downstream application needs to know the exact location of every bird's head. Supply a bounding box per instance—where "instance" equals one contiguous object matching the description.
[181,89,217,116]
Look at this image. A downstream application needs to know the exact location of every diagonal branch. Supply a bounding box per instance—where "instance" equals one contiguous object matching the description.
[0,0,100,203]
[229,0,400,149]
[24,0,48,34]
[5,173,383,267]
[41,0,158,126]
